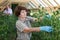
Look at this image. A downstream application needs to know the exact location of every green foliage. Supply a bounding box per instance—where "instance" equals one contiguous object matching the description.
[0,12,17,40]
[30,8,60,40]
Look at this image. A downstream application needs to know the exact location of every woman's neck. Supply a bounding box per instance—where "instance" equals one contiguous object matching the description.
[19,17,26,21]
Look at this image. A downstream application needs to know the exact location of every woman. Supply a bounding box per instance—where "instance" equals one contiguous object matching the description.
[3,5,13,15]
[14,6,53,40]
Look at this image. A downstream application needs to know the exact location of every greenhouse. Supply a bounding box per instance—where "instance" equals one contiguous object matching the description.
[0,0,60,40]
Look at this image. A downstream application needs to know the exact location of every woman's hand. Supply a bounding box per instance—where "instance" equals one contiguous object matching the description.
[39,26,53,32]
[34,18,38,22]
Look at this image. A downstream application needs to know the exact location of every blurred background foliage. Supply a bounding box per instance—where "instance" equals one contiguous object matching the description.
[30,7,60,40]
[0,12,17,40]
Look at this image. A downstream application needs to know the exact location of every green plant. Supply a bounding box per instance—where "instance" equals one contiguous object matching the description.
[30,8,60,40]
[0,12,17,40]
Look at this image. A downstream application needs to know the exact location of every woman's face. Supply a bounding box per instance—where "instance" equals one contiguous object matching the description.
[19,10,27,18]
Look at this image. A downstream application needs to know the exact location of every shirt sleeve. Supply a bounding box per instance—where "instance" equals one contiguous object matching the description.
[16,20,28,32]
[8,9,13,14]
[27,16,36,22]
[3,10,7,14]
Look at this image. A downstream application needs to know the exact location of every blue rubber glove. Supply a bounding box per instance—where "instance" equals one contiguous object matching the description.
[39,26,53,32]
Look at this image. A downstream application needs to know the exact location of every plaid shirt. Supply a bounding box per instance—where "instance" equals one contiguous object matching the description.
[16,16,35,40]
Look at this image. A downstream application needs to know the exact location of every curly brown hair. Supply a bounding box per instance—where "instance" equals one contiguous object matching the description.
[14,6,28,17]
